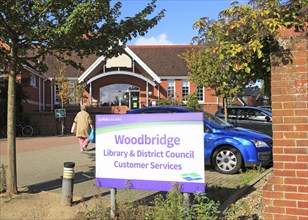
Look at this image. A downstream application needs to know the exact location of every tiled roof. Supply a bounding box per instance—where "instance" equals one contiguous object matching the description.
[42,45,192,78]
[240,86,261,97]
[43,54,99,78]
[129,45,191,77]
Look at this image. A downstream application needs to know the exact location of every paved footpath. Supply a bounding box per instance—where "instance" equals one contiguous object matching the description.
[0,135,244,203]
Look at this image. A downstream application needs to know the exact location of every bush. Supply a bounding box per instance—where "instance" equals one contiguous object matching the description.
[85,184,220,220]
[186,93,202,111]
[156,97,183,106]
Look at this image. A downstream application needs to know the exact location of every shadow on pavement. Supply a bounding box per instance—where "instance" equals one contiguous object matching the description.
[25,171,95,193]
[73,191,111,205]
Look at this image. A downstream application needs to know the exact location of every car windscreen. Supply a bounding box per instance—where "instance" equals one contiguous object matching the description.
[203,111,234,129]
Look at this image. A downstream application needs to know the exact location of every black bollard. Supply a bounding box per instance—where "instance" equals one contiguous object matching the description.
[61,162,75,206]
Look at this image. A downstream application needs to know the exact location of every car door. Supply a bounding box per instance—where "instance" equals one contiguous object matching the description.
[203,123,215,164]
[226,108,238,126]
[246,109,272,136]
[236,108,272,136]
[235,108,252,130]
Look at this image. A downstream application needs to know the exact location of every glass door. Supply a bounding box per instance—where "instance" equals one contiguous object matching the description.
[129,91,139,109]
[100,84,140,108]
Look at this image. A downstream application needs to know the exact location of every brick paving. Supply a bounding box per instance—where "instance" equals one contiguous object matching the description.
[0,135,244,204]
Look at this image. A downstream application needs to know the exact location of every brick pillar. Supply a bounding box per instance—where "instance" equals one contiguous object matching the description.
[262,26,308,219]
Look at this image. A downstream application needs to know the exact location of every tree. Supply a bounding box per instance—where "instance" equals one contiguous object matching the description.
[0,0,165,195]
[156,97,183,106]
[181,0,307,118]
[186,92,201,111]
[56,73,71,136]
[72,81,87,105]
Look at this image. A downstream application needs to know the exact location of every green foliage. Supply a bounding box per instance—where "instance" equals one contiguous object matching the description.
[156,97,183,106]
[147,184,188,219]
[84,199,111,220]
[85,184,221,219]
[72,81,87,104]
[186,92,201,110]
[189,193,220,220]
[182,0,307,102]
[240,165,265,187]
[0,0,165,194]
[0,0,165,70]
[56,74,71,107]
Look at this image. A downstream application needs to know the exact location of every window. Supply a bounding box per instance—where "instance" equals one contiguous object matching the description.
[197,85,204,101]
[167,80,175,98]
[30,74,36,87]
[182,80,189,101]
[227,108,237,119]
[54,84,60,104]
[69,82,75,104]
[54,81,76,105]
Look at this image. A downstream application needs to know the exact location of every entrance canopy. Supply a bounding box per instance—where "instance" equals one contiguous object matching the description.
[78,46,161,84]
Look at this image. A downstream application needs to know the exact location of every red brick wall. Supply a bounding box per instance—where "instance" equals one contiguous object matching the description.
[24,106,129,136]
[21,70,53,113]
[262,25,308,219]
[175,79,182,102]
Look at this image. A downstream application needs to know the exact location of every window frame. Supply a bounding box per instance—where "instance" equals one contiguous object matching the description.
[182,80,189,102]
[197,85,204,102]
[167,79,175,98]
[54,80,77,105]
[30,74,37,87]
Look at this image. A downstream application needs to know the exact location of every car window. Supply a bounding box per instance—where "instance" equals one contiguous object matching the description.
[237,109,270,121]
[237,109,251,119]
[203,112,233,129]
[227,108,237,119]
[251,110,271,121]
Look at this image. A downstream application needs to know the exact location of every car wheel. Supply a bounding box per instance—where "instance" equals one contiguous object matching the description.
[22,125,34,137]
[212,146,243,174]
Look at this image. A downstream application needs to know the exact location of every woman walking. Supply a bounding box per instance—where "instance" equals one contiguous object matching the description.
[73,105,93,151]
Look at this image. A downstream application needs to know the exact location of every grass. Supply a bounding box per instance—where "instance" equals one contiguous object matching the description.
[239,165,266,187]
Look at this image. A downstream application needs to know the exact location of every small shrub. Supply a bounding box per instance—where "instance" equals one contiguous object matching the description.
[189,192,220,220]
[146,184,187,219]
[186,92,201,111]
[84,198,111,220]
[156,97,183,106]
[85,184,221,220]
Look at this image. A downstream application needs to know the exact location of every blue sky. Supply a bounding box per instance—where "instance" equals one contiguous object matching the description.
[119,0,248,45]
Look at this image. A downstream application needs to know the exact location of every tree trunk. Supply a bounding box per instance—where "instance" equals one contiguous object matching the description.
[224,98,228,122]
[61,118,65,136]
[61,102,65,136]
[6,43,18,195]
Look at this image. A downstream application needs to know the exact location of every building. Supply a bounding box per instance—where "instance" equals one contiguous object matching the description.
[1,45,220,135]
[231,86,269,106]
[21,45,221,114]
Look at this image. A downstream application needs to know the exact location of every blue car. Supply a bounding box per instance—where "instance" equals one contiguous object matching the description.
[127,106,272,174]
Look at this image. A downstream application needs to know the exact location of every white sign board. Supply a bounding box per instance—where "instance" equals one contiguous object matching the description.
[95,113,205,193]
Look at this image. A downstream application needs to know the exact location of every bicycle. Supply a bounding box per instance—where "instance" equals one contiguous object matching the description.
[1,122,36,137]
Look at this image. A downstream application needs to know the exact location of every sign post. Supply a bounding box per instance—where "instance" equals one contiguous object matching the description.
[95,113,205,193]
[55,108,66,118]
